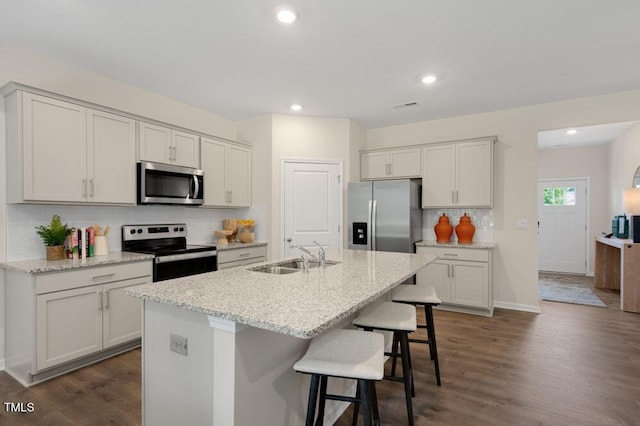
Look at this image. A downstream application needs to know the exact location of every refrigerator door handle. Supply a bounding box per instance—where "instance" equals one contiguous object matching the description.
[371,200,377,251]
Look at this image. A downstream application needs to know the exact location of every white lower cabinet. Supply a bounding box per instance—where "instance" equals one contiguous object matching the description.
[217,245,267,269]
[5,260,152,386]
[417,245,493,316]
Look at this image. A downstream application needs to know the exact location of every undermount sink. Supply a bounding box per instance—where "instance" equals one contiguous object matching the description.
[248,258,340,274]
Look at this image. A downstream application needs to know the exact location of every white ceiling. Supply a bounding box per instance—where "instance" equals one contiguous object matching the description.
[2,0,640,129]
[538,121,638,150]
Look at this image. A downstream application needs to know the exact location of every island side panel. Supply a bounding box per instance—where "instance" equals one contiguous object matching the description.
[142,299,363,425]
[621,244,640,312]
[142,301,215,426]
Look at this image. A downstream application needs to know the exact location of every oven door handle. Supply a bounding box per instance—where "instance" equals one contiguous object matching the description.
[155,251,217,264]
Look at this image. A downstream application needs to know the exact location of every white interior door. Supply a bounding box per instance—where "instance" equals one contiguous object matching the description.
[538,178,588,274]
[282,160,342,257]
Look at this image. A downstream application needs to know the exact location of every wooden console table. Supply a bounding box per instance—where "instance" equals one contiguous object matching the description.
[594,236,640,313]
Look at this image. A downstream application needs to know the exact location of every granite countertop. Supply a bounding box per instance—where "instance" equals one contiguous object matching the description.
[126,248,435,339]
[213,241,267,251]
[417,240,497,249]
[1,251,154,274]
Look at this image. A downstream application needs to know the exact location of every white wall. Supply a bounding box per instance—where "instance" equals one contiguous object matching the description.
[368,89,640,312]
[237,115,273,258]
[270,114,352,256]
[609,123,640,215]
[538,143,610,274]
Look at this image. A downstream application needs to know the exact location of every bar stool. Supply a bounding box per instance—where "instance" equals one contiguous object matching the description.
[294,329,384,426]
[352,301,417,426]
[391,284,442,386]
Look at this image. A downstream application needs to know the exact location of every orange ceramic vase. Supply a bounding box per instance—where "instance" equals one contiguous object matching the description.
[455,213,476,243]
[434,213,453,243]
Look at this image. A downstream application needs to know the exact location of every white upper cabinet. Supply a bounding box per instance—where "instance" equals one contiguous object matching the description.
[422,138,494,208]
[360,147,421,180]
[201,137,251,207]
[138,121,200,168]
[87,109,137,204]
[6,91,136,204]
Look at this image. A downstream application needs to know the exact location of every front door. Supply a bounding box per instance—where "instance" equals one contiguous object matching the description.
[538,178,588,274]
[282,160,342,257]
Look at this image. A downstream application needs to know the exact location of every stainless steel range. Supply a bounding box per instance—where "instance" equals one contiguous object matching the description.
[122,223,217,282]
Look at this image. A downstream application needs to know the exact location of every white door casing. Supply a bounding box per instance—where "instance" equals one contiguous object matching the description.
[282,160,343,258]
[538,178,589,274]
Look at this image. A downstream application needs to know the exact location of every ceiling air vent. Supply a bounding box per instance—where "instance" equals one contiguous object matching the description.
[392,101,419,109]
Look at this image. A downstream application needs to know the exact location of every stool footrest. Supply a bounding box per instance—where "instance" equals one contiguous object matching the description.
[408,338,430,344]
[324,393,361,404]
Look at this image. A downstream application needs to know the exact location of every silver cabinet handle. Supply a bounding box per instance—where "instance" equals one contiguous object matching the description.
[442,253,459,257]
[388,163,392,175]
[451,264,455,278]
[82,179,87,198]
[89,179,94,198]
[92,273,116,281]
[452,190,455,204]
[168,146,173,161]
[98,292,103,311]
[229,191,232,203]
[238,253,250,257]
[104,290,110,310]
[173,146,177,161]
[455,190,459,204]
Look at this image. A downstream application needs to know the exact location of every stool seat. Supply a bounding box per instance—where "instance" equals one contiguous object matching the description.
[294,329,384,380]
[353,302,417,332]
[392,284,441,305]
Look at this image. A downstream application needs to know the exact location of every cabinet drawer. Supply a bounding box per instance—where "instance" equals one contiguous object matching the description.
[418,246,489,262]
[218,246,267,265]
[36,261,152,294]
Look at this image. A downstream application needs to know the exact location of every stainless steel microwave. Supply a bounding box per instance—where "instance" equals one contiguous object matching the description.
[137,161,204,205]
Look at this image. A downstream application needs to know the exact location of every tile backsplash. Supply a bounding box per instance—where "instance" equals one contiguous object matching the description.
[7,204,267,261]
[422,209,494,243]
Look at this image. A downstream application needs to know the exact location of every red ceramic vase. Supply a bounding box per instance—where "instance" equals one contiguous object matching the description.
[434,213,453,243]
[455,213,476,244]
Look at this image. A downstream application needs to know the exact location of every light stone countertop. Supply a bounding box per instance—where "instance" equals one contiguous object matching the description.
[126,248,436,339]
[210,241,267,251]
[417,240,497,250]
[0,251,154,274]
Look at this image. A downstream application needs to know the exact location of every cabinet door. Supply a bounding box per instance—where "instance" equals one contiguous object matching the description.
[87,109,136,204]
[173,130,200,168]
[139,121,172,164]
[417,260,451,303]
[422,144,456,208]
[22,93,87,202]
[456,140,493,207]
[227,145,251,207]
[102,279,144,348]
[450,261,489,308]
[36,286,102,371]
[201,137,228,206]
[389,148,421,178]
[360,151,389,180]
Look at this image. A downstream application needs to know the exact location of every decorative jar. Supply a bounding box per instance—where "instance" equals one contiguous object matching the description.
[434,213,453,243]
[455,213,476,244]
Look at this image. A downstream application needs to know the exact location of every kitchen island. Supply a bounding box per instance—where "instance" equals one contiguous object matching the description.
[127,248,435,426]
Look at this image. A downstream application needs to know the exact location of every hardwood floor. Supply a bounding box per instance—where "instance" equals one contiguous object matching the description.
[0,349,141,425]
[336,274,640,425]
[1,274,638,425]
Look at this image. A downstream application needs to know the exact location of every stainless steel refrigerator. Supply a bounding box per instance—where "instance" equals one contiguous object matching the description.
[347,179,422,253]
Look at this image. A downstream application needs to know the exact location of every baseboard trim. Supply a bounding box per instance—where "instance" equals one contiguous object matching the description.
[493,301,541,313]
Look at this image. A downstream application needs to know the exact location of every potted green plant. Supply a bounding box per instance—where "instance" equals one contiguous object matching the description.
[35,214,69,261]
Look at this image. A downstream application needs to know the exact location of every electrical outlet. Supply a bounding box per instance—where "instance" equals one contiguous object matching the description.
[170,333,188,356]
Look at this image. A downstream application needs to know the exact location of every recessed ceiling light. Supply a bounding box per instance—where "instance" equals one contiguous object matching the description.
[566,129,578,135]
[422,74,437,85]
[276,7,298,24]
[291,104,302,112]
